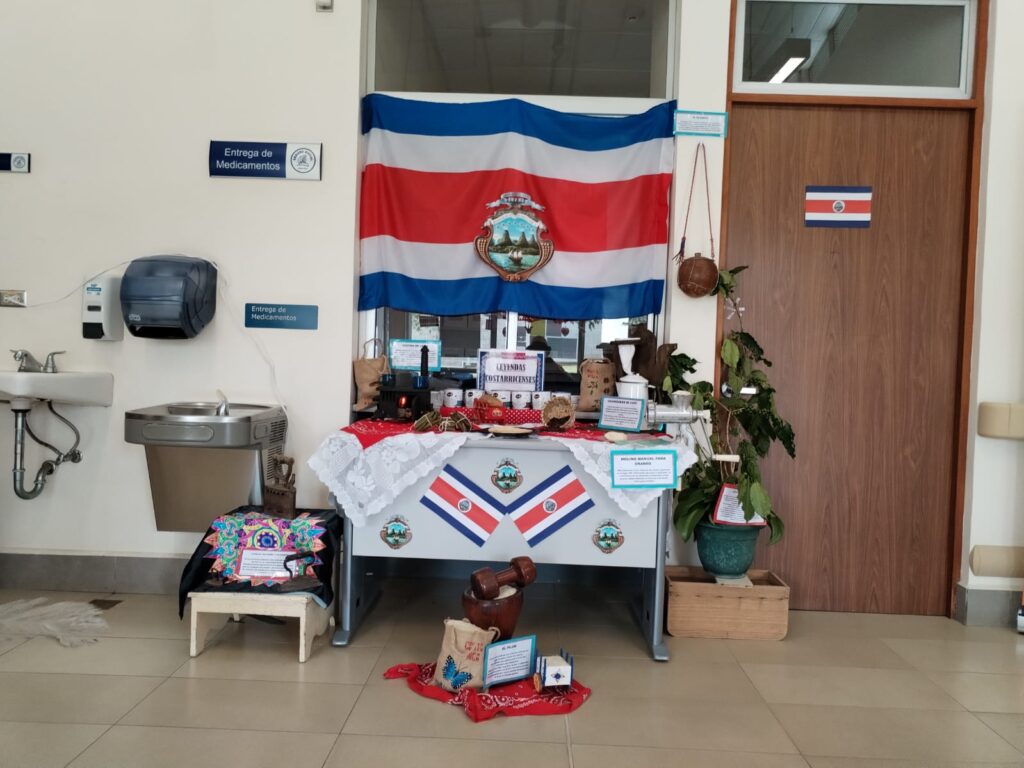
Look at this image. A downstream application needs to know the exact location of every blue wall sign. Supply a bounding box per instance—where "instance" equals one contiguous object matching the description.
[209,141,321,180]
[245,303,319,330]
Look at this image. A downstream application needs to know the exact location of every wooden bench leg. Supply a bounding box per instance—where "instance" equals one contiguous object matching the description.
[299,602,331,663]
[190,606,226,658]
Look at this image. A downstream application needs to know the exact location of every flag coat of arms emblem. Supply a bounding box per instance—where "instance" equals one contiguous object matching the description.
[359,94,675,320]
[507,465,594,547]
[421,465,505,546]
[804,185,872,228]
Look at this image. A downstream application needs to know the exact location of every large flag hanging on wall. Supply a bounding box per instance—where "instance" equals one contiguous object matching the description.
[358,94,676,320]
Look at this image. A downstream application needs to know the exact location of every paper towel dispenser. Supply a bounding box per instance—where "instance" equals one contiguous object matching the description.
[120,256,217,339]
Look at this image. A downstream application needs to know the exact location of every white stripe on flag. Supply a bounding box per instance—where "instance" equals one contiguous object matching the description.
[524,495,591,542]
[804,212,871,221]
[366,128,675,182]
[439,472,504,525]
[360,236,667,287]
[509,474,578,525]
[422,488,493,541]
[805,191,872,201]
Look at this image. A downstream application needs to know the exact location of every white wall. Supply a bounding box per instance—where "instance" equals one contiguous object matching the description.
[0,0,363,556]
[5,0,1011,582]
[960,0,1024,591]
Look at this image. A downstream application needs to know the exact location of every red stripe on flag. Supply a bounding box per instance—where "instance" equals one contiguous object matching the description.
[804,200,872,214]
[361,165,671,253]
[514,480,587,533]
[429,477,499,534]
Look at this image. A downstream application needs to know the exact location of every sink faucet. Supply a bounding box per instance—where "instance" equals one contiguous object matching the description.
[10,350,44,373]
[43,351,65,373]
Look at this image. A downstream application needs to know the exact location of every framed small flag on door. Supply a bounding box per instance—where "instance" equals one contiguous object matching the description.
[804,185,872,228]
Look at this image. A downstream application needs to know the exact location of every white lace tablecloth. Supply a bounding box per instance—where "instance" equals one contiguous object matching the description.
[308,430,479,527]
[308,431,697,526]
[538,436,697,518]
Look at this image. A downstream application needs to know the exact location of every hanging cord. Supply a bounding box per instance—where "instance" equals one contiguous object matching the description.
[24,402,82,465]
[19,260,133,308]
[675,142,717,263]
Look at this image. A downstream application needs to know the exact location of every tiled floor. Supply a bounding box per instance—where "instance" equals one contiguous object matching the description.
[1,582,1023,767]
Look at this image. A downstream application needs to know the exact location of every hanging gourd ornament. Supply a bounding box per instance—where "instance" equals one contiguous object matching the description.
[675,142,720,298]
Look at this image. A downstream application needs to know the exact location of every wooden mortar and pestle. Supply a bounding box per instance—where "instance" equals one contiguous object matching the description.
[462,556,537,639]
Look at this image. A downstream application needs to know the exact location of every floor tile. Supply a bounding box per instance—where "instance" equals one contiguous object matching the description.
[174,635,382,684]
[97,593,190,639]
[728,636,911,669]
[664,636,745,665]
[326,734,570,768]
[0,721,105,768]
[0,636,189,676]
[573,655,759,702]
[68,725,336,768]
[0,672,162,724]
[342,681,567,742]
[979,713,1024,754]
[558,622,652,658]
[787,611,1019,643]
[743,664,962,709]
[930,672,1024,714]
[885,639,1024,673]
[366,638,443,685]
[121,677,360,734]
[772,704,1023,762]
[573,744,810,768]
[0,638,25,656]
[569,696,797,752]
[806,758,1024,768]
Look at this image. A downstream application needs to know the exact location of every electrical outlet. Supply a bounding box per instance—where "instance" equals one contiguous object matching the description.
[0,290,27,308]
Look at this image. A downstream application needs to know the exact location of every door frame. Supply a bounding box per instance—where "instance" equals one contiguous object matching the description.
[718,0,990,615]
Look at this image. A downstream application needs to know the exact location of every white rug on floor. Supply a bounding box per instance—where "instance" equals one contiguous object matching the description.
[0,598,108,647]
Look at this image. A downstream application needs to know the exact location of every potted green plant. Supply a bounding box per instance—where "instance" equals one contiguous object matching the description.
[673,267,796,578]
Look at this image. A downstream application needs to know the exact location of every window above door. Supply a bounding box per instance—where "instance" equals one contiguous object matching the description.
[735,0,976,99]
[369,0,676,98]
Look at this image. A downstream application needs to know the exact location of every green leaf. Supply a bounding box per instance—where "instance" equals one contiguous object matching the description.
[721,339,740,368]
[766,514,785,544]
[747,481,772,519]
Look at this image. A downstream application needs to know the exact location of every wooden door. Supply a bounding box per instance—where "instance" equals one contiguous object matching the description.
[726,104,970,614]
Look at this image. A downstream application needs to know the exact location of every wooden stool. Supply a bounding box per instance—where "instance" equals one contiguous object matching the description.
[188,592,333,663]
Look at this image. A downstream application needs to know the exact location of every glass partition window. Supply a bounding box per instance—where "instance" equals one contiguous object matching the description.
[736,0,974,97]
[371,0,673,98]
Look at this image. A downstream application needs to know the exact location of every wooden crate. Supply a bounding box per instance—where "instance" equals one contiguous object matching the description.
[665,566,790,640]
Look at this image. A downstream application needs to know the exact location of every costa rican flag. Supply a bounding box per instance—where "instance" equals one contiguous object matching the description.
[507,466,594,547]
[420,465,505,546]
[804,185,872,228]
[359,94,675,320]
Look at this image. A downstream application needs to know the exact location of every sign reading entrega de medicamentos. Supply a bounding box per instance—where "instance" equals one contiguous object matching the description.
[209,141,322,180]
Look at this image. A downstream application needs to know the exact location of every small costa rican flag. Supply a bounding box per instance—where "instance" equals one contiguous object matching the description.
[804,185,872,228]
[420,465,505,546]
[508,466,594,547]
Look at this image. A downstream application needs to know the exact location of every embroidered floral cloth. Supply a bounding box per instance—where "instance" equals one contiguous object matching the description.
[177,506,342,617]
[384,662,590,722]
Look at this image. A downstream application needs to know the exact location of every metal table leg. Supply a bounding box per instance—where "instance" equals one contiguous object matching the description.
[631,489,670,661]
[332,506,381,647]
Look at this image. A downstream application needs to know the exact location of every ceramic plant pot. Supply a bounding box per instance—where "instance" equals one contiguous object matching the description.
[695,520,762,578]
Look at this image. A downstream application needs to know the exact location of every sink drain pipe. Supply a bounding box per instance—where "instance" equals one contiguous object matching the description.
[11,402,82,500]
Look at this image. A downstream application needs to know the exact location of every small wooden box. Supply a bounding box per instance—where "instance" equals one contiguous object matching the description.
[665,566,790,640]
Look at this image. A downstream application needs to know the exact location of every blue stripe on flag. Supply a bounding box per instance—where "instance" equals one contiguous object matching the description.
[805,185,872,193]
[419,496,486,546]
[358,273,664,320]
[527,499,595,547]
[442,465,507,513]
[505,466,574,513]
[805,220,871,229]
[362,94,676,151]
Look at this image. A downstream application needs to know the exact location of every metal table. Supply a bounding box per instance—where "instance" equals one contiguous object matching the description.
[328,437,674,661]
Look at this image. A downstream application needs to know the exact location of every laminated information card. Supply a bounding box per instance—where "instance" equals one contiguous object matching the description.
[609,449,678,489]
[482,635,537,688]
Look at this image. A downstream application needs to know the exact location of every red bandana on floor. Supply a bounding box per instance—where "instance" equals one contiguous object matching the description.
[384,662,591,722]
